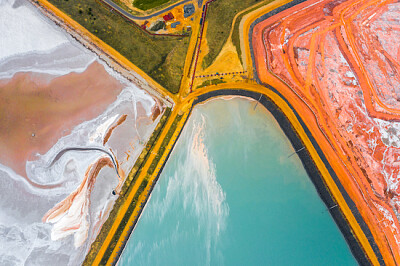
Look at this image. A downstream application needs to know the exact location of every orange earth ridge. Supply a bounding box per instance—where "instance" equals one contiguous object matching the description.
[252,0,400,263]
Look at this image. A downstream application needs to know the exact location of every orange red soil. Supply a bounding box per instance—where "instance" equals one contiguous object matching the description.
[103,114,128,145]
[42,156,122,247]
[253,0,400,263]
[0,62,123,177]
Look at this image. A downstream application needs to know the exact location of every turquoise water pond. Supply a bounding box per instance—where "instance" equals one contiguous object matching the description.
[119,97,357,265]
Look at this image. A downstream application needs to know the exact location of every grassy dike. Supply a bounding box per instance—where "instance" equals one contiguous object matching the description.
[197,78,226,89]
[132,0,172,11]
[231,0,274,64]
[45,0,189,94]
[83,107,188,265]
[113,0,181,15]
[202,0,264,68]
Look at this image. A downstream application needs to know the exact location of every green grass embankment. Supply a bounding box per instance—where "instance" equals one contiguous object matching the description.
[231,0,273,64]
[83,108,171,265]
[203,0,270,68]
[196,78,225,89]
[47,0,189,94]
[133,0,170,11]
[147,113,183,174]
[111,0,181,16]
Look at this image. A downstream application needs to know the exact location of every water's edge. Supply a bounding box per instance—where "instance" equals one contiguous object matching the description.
[195,89,379,265]
[247,0,384,263]
[114,89,380,265]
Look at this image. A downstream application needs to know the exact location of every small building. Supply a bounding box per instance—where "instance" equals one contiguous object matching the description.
[183,3,195,18]
[163,12,174,21]
[171,21,181,29]
[141,20,149,30]
[150,20,166,32]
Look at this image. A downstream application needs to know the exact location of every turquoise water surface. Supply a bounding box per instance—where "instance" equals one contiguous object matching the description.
[119,97,357,265]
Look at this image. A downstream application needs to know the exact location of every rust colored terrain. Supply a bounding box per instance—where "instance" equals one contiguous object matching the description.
[253,0,400,262]
[103,114,128,145]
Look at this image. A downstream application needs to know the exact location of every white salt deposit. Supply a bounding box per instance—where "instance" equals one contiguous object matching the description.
[0,0,68,61]
[0,0,96,79]
[0,0,160,265]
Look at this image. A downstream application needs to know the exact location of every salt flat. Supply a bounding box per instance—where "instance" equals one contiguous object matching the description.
[0,0,160,265]
[0,0,94,78]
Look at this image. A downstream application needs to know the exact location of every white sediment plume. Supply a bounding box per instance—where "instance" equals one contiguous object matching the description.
[181,117,229,264]
[128,115,229,265]
[185,117,229,247]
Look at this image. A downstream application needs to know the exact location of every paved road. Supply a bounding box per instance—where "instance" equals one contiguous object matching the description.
[102,0,191,20]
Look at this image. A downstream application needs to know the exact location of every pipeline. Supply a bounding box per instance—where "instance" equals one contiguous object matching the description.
[47,147,121,179]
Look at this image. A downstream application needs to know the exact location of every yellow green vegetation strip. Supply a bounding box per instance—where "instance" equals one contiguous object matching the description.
[43,0,189,94]
[84,102,192,265]
[203,0,273,68]
[112,0,183,16]
[83,108,171,265]
[132,0,176,11]
[196,78,226,89]
[230,0,273,64]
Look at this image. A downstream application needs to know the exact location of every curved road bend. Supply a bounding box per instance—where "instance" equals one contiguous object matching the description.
[47,146,121,178]
[102,0,191,20]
